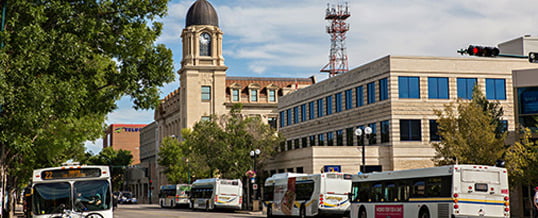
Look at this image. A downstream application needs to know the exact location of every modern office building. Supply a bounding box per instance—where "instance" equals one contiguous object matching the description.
[267,55,536,175]
[103,124,147,165]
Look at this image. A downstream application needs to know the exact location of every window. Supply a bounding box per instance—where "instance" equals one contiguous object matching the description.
[318,134,325,146]
[429,120,440,141]
[368,123,377,145]
[279,111,285,128]
[357,125,365,146]
[268,117,277,129]
[296,181,314,201]
[379,78,388,101]
[327,132,334,146]
[400,119,421,141]
[293,107,299,124]
[296,167,304,173]
[367,82,376,104]
[268,89,276,102]
[301,137,307,148]
[486,78,506,100]
[317,99,324,117]
[250,89,258,102]
[345,89,353,110]
[232,89,240,101]
[428,77,449,99]
[201,116,210,121]
[199,32,211,56]
[300,104,306,122]
[457,78,477,99]
[336,130,344,146]
[286,109,292,126]
[356,86,364,107]
[294,139,300,149]
[309,135,316,146]
[287,140,292,150]
[326,95,333,115]
[346,127,354,146]
[399,76,420,99]
[380,120,389,143]
[201,86,211,100]
[309,102,315,120]
[335,93,343,112]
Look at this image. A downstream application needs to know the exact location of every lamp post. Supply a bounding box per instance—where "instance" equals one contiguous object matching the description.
[249,149,261,210]
[354,127,372,173]
[186,158,191,184]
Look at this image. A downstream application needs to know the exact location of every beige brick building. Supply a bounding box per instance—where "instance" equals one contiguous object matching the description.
[267,55,537,175]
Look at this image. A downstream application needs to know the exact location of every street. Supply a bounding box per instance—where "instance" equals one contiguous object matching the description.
[113,204,264,218]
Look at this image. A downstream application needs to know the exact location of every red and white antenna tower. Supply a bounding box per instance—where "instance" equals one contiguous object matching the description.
[320,1,350,77]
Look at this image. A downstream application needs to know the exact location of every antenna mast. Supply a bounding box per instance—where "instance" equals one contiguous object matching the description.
[320,1,350,77]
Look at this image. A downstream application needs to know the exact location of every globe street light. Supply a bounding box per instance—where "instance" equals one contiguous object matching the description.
[249,149,261,210]
[354,127,372,173]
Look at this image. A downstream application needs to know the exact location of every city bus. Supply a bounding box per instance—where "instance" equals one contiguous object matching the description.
[190,178,243,211]
[159,184,192,208]
[31,164,113,218]
[350,165,510,218]
[263,172,352,217]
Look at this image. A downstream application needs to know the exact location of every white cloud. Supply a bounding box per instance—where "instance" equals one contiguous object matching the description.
[85,139,103,155]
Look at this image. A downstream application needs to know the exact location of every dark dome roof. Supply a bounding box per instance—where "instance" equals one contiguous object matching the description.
[186,0,219,27]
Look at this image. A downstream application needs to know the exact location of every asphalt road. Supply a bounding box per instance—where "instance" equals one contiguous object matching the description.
[114,204,265,218]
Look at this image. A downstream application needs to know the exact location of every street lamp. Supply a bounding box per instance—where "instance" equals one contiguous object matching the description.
[249,149,261,210]
[186,158,191,184]
[354,127,372,173]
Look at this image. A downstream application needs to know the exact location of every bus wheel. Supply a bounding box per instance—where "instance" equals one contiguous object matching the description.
[299,204,306,218]
[419,207,430,218]
[359,207,367,218]
[267,205,273,218]
[85,213,104,218]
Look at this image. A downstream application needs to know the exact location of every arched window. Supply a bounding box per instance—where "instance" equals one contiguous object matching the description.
[199,32,211,56]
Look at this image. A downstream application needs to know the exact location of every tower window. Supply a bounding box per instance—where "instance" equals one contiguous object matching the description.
[232,89,240,101]
[199,32,211,56]
[250,89,258,102]
[201,86,211,101]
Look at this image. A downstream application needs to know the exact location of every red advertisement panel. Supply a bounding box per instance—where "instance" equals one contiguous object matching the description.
[375,205,403,218]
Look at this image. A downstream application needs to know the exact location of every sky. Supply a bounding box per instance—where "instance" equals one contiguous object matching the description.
[85,0,538,154]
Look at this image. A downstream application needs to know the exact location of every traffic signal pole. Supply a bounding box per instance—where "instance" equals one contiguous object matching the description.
[458,45,537,63]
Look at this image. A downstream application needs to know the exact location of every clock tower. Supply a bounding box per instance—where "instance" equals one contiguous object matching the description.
[179,0,228,129]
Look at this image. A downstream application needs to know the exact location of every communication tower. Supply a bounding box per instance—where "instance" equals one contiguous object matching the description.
[320,1,350,77]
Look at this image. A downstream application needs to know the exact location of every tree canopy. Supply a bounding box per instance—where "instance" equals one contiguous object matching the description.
[0,0,174,213]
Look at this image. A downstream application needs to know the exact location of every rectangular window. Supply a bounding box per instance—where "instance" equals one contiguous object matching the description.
[327,132,334,146]
[309,102,315,120]
[368,123,377,145]
[367,82,376,104]
[287,140,292,150]
[336,130,344,146]
[400,119,422,141]
[317,99,324,117]
[286,109,292,126]
[293,107,299,124]
[268,89,276,102]
[232,89,239,101]
[201,86,211,100]
[279,111,285,128]
[429,120,440,141]
[428,77,449,99]
[300,104,306,122]
[357,125,364,146]
[345,89,353,110]
[294,139,300,149]
[201,116,211,121]
[309,135,316,146]
[381,120,389,143]
[379,78,388,101]
[399,76,420,99]
[268,117,277,129]
[301,137,307,148]
[326,95,333,115]
[318,134,325,146]
[457,78,477,99]
[356,86,364,107]
[250,89,258,102]
[335,93,343,112]
[346,127,354,146]
[486,78,506,100]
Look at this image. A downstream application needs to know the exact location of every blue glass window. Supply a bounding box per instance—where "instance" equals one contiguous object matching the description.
[429,120,440,141]
[286,109,292,126]
[318,134,325,146]
[367,82,376,104]
[400,119,421,141]
[345,89,353,110]
[428,77,449,99]
[357,125,365,146]
[457,78,477,99]
[486,79,506,100]
[326,96,333,115]
[317,99,324,117]
[300,104,306,122]
[335,93,342,112]
[381,120,389,143]
[368,123,377,145]
[379,78,388,101]
[309,135,316,146]
[309,102,315,120]
[327,132,334,146]
[336,130,344,146]
[399,77,420,99]
[279,111,285,127]
[356,86,364,107]
[293,107,299,124]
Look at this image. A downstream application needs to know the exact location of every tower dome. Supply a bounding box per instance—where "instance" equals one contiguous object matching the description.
[186,0,219,27]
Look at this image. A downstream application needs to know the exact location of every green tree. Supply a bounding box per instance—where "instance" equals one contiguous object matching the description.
[0,0,174,215]
[83,147,133,191]
[432,86,506,165]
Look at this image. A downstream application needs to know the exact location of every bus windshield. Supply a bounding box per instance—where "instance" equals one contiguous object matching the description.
[33,182,72,215]
[73,180,112,212]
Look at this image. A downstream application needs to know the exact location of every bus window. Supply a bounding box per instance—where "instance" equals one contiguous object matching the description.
[372,183,383,202]
[426,176,451,197]
[397,182,410,201]
[384,183,396,202]
[264,185,274,201]
[359,182,370,202]
[296,181,314,201]
[411,180,425,197]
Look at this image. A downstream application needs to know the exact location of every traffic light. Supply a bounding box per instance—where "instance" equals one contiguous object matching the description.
[466,45,500,57]
[529,52,538,63]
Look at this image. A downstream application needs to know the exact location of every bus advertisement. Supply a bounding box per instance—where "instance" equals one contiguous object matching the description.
[350,165,510,218]
[31,164,113,218]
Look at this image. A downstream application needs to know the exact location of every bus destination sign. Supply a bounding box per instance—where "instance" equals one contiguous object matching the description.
[41,168,101,180]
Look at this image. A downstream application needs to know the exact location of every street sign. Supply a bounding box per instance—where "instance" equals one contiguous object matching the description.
[323,165,341,172]
[253,184,258,190]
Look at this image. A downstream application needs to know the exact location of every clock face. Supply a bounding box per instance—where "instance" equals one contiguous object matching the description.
[200,33,211,45]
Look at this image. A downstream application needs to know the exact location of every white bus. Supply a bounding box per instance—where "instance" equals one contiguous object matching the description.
[263,172,352,218]
[31,164,113,218]
[190,178,243,211]
[350,165,510,218]
[159,184,191,208]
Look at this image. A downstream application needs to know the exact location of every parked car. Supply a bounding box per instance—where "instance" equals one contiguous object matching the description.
[118,191,137,204]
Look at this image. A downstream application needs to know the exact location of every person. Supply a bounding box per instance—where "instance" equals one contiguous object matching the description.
[75,193,102,211]
[534,186,538,217]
